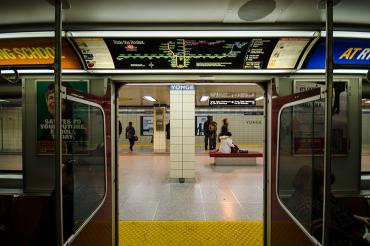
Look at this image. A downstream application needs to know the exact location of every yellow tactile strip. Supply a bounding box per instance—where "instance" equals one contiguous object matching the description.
[120,221,263,246]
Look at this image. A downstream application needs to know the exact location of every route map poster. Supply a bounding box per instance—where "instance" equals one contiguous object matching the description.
[104,38,279,69]
[36,81,88,155]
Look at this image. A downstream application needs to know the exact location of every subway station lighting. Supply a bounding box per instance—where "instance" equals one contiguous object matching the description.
[143,96,156,102]
[255,96,264,101]
[200,96,210,102]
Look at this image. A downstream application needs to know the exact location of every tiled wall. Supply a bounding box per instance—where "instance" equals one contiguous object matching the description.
[118,112,264,146]
[0,107,22,151]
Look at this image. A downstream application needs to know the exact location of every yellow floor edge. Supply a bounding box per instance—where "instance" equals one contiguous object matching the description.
[119,221,263,246]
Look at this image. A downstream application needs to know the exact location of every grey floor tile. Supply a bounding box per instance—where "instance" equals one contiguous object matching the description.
[200,187,237,202]
[230,186,263,203]
[203,202,246,221]
[120,201,159,220]
[154,201,205,221]
[240,203,263,221]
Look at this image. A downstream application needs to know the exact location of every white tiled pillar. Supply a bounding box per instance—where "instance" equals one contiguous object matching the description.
[153,107,166,152]
[170,84,195,181]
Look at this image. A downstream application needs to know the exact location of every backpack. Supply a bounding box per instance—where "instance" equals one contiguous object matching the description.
[209,122,217,132]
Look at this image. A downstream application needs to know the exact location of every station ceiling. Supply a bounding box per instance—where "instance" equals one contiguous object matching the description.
[1,0,370,29]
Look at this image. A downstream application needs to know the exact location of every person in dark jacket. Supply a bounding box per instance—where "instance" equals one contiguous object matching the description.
[203,116,212,150]
[219,118,229,142]
[125,122,136,151]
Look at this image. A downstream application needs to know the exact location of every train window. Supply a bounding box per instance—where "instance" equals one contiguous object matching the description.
[61,98,106,243]
[362,82,370,173]
[0,83,22,172]
[277,98,325,242]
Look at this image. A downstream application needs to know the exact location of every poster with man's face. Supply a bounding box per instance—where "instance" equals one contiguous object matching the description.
[36,81,88,155]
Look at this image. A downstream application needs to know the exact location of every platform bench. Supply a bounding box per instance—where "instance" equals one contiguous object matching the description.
[209,151,263,166]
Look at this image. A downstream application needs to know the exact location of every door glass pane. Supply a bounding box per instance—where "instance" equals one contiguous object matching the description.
[62,99,106,243]
[278,99,325,242]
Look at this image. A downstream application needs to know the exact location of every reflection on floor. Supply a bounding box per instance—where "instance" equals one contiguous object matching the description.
[119,151,263,221]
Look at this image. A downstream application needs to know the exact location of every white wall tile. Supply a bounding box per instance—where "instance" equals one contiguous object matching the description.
[183,170,195,178]
[182,145,195,154]
[182,153,195,162]
[170,162,183,169]
[170,153,182,162]
[170,169,182,178]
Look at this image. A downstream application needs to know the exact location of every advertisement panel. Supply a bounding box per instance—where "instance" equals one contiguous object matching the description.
[305,38,370,68]
[36,81,88,155]
[0,38,81,69]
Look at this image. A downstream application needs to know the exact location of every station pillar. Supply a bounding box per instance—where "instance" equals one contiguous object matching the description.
[153,106,167,152]
[169,84,195,181]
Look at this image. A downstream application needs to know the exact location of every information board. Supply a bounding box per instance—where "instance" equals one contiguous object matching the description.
[104,38,279,69]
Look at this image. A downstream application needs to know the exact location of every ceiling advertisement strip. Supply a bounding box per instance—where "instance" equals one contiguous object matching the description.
[0,38,81,69]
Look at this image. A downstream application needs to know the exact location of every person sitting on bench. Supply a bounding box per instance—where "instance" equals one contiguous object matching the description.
[218,132,238,153]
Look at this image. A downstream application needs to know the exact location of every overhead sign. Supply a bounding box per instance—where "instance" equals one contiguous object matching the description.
[74,38,115,69]
[104,38,279,69]
[305,38,370,69]
[209,99,256,106]
[0,38,81,69]
[170,84,195,91]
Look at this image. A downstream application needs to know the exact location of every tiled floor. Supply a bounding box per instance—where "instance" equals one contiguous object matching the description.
[119,151,264,221]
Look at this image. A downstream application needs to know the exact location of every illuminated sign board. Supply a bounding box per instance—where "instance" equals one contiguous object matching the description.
[170,84,195,91]
[0,38,81,69]
[104,38,280,69]
[209,99,256,106]
[305,38,370,69]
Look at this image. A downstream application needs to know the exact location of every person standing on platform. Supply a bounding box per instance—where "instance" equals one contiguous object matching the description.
[203,116,212,150]
[208,118,218,150]
[125,122,136,152]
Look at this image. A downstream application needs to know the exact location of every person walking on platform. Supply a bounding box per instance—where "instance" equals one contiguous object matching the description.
[125,122,136,152]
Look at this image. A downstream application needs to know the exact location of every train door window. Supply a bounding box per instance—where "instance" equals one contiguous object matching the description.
[362,81,370,173]
[0,82,22,172]
[61,97,106,243]
[277,97,325,243]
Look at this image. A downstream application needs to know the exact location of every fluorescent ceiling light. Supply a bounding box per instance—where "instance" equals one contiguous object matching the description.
[366,100,370,104]
[0,99,9,103]
[143,96,156,102]
[200,96,209,102]
[0,31,60,39]
[69,31,316,38]
[255,96,264,101]
[321,31,370,39]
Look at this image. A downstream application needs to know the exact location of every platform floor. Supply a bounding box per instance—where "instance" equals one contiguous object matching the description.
[118,151,263,221]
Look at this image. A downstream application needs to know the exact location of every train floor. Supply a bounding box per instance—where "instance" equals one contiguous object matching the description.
[118,148,263,221]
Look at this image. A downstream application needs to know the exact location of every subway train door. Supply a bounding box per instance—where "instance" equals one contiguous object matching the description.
[269,85,324,246]
[59,84,114,246]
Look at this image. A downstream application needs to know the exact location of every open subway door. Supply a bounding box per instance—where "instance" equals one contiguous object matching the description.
[57,83,114,245]
[269,83,324,246]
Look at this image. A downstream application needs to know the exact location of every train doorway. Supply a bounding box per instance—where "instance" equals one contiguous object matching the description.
[115,80,268,245]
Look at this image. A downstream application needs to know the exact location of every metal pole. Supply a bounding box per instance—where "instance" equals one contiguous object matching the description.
[322,0,333,245]
[54,0,63,245]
